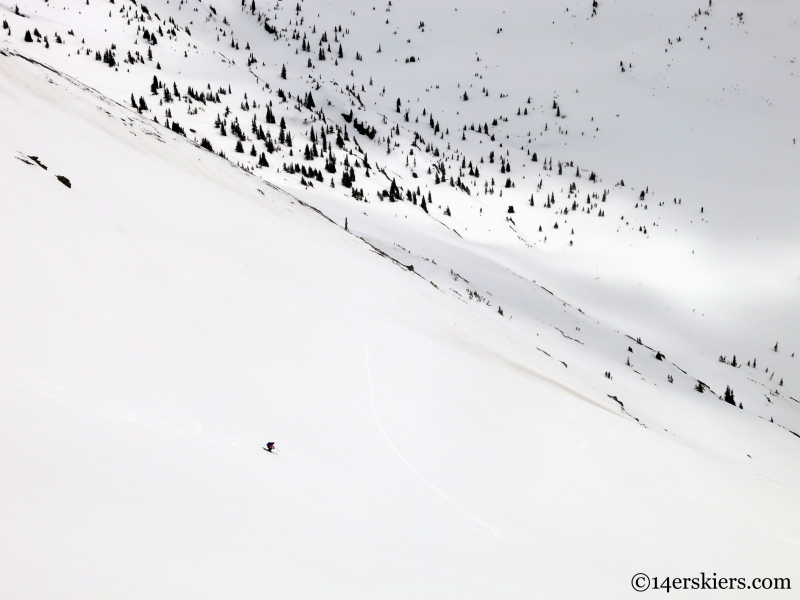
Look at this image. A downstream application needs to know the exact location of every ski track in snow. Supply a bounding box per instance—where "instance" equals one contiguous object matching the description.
[2,0,800,594]
[280,449,384,497]
[0,361,393,496]
[0,363,204,433]
[364,341,500,537]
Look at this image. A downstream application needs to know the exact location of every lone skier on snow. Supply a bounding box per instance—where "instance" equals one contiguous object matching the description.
[265,442,276,453]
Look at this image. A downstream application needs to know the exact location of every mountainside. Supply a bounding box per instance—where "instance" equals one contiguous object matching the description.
[1,0,799,597]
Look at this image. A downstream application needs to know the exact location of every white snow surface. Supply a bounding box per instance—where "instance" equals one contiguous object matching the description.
[0,0,799,597]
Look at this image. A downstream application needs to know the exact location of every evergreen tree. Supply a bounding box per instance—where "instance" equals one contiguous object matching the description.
[723,386,735,405]
[235,140,244,153]
[325,154,336,173]
[280,64,287,79]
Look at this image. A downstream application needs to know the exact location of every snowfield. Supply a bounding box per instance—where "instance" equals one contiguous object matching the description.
[0,0,798,597]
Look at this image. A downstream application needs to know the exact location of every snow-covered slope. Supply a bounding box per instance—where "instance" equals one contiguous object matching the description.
[1,0,799,597]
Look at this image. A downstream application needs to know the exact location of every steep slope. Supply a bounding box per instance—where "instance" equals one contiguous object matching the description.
[5,0,796,412]
[1,0,799,597]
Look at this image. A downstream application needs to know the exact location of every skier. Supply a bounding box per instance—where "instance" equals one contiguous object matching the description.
[265,442,276,453]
